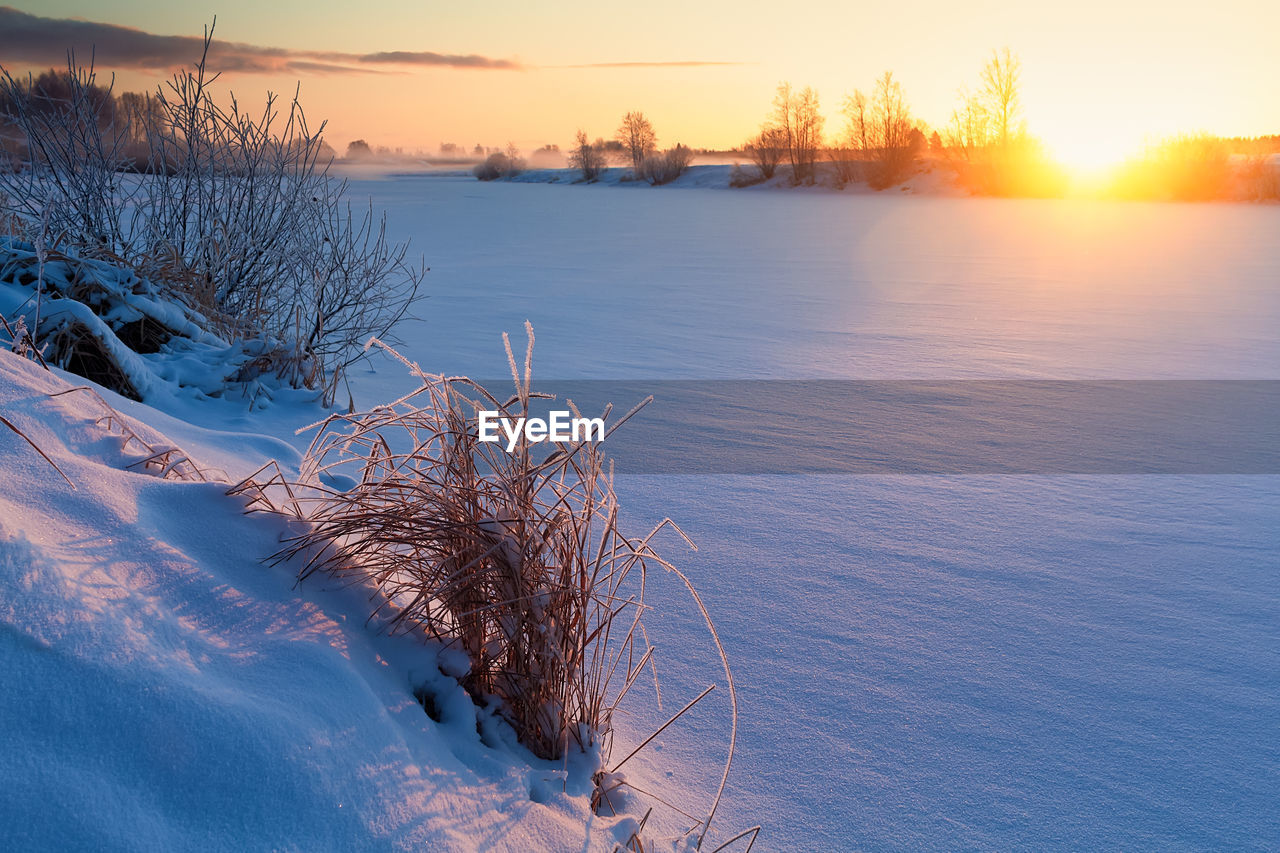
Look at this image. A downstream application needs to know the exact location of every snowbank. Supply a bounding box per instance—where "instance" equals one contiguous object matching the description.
[0,351,633,851]
[0,238,316,408]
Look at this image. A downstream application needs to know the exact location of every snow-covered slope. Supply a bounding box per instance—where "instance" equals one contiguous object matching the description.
[7,175,1279,851]
[0,352,625,851]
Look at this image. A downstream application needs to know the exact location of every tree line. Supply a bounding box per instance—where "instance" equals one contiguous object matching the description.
[554,48,1276,201]
[503,50,1041,192]
[472,113,695,186]
[738,49,1030,191]
[5,48,1274,202]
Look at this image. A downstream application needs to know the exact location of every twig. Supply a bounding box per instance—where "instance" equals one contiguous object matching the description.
[611,684,715,772]
[0,414,74,488]
[709,826,762,853]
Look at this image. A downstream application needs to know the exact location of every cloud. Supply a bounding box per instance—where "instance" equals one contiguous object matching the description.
[559,61,748,68]
[0,6,521,75]
[359,51,519,70]
[0,7,739,77]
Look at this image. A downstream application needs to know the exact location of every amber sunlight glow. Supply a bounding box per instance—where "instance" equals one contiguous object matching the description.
[1044,132,1139,175]
[3,0,1276,160]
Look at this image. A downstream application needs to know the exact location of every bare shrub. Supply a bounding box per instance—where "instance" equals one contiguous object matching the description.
[1111,134,1232,201]
[472,153,507,180]
[729,163,764,187]
[569,129,607,181]
[1240,154,1280,201]
[0,27,424,399]
[0,61,131,255]
[827,148,861,187]
[743,127,786,181]
[639,144,693,185]
[946,135,1066,197]
[473,144,526,181]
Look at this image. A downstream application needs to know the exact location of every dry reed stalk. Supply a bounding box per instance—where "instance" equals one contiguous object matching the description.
[0,412,74,488]
[272,326,663,760]
[47,385,220,482]
[231,326,748,847]
[709,826,762,853]
[0,314,48,368]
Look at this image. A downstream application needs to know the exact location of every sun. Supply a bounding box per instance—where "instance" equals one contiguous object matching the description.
[1044,131,1138,176]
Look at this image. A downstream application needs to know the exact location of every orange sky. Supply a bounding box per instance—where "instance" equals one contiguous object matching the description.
[5,1,1279,165]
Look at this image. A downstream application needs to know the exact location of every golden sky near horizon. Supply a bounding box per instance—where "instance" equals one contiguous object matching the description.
[3,0,1278,167]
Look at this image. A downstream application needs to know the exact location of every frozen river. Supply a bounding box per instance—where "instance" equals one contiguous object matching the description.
[353,176,1279,851]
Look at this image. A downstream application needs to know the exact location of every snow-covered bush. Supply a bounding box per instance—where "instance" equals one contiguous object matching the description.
[0,28,424,399]
[0,236,317,402]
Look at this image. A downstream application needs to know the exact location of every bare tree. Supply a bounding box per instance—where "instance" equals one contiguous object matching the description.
[842,91,871,154]
[980,47,1022,147]
[867,71,915,187]
[871,72,911,152]
[772,83,824,184]
[944,88,992,159]
[615,111,656,174]
[115,90,163,165]
[772,84,794,171]
[938,49,1029,195]
[569,129,606,181]
[828,90,873,187]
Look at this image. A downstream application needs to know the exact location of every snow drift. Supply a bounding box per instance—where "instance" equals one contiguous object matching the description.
[0,351,637,851]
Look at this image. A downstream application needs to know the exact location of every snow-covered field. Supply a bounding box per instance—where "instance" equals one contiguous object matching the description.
[351,176,1280,850]
[4,174,1278,850]
[354,174,1280,385]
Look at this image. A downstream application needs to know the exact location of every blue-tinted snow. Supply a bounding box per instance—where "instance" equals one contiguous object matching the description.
[356,176,1280,850]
